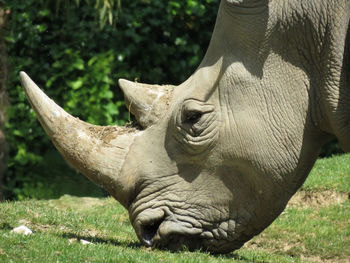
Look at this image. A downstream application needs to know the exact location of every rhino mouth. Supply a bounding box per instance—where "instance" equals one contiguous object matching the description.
[140,217,164,246]
[134,208,204,251]
[132,206,248,252]
[138,217,247,252]
[140,219,203,251]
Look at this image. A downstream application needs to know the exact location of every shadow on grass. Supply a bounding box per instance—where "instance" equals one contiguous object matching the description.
[58,231,141,249]
[0,222,13,230]
[213,252,255,262]
[151,248,255,262]
[56,230,256,262]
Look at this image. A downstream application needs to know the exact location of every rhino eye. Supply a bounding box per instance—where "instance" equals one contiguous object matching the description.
[181,100,214,126]
[172,99,218,155]
[184,110,203,124]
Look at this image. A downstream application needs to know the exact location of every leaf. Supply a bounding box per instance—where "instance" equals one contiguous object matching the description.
[13,130,24,137]
[68,79,84,90]
[72,59,85,70]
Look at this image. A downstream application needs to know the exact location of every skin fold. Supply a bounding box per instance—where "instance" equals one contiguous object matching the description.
[20,0,349,253]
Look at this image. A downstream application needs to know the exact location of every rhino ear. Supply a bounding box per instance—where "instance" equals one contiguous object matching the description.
[118,79,174,128]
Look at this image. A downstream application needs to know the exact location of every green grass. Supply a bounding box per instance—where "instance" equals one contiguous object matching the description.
[302,154,350,192]
[0,154,349,262]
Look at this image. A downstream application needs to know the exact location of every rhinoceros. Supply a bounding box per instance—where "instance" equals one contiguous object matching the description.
[20,0,349,253]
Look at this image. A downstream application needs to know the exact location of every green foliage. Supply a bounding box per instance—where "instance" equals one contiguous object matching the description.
[93,0,121,29]
[3,0,220,199]
[46,0,121,29]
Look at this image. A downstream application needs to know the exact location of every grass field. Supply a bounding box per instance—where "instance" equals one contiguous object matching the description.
[0,154,349,262]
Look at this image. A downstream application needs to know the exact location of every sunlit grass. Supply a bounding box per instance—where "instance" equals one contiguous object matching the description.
[0,154,349,262]
[303,153,350,192]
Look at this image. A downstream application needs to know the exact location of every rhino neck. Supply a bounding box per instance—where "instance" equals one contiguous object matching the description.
[199,0,269,78]
[317,1,350,151]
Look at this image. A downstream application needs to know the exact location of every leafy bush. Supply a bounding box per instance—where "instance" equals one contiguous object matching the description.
[3,0,220,199]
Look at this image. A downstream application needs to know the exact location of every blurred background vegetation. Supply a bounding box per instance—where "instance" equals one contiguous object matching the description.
[0,0,343,200]
[0,0,220,200]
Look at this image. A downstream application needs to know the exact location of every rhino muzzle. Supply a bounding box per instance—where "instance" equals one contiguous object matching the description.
[134,210,206,251]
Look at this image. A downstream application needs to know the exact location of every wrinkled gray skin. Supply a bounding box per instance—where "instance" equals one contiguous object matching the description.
[20,0,349,253]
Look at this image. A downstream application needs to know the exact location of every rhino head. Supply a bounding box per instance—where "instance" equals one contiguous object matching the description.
[20,0,349,253]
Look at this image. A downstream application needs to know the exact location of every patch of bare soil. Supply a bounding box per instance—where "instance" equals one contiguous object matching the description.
[299,255,350,263]
[17,219,101,239]
[244,190,349,263]
[52,195,104,211]
[287,190,349,209]
[245,232,349,263]
[68,197,103,210]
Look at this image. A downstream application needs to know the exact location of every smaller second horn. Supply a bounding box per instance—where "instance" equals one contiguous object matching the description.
[118,79,174,128]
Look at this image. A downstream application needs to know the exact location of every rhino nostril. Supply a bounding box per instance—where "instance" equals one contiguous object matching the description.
[141,218,164,246]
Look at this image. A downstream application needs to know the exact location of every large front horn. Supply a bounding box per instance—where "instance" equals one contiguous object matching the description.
[20,72,141,207]
[118,79,174,128]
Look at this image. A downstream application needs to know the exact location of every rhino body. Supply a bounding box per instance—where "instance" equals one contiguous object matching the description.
[20,0,349,253]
